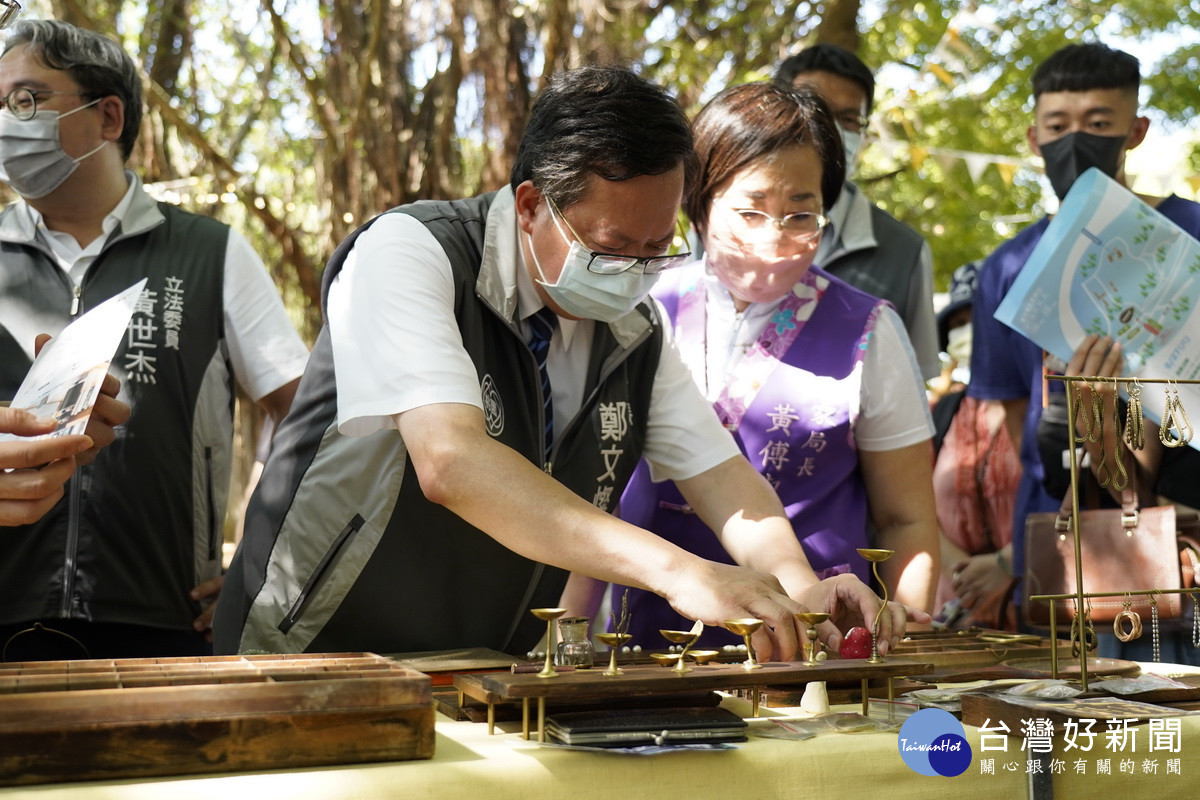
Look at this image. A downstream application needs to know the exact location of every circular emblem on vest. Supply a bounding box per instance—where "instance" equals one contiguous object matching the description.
[481,374,504,436]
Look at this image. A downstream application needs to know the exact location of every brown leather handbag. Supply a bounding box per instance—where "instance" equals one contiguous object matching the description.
[1023,487,1183,628]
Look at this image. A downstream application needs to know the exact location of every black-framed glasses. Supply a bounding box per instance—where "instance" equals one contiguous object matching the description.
[547,196,691,275]
[0,87,92,120]
[0,0,20,31]
[725,208,830,239]
[835,111,870,134]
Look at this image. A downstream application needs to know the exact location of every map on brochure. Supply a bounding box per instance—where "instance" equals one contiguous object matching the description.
[994,168,1200,450]
[0,279,147,444]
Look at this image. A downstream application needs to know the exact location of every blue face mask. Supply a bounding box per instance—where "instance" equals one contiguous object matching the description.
[527,206,663,323]
[838,126,862,179]
[0,98,106,198]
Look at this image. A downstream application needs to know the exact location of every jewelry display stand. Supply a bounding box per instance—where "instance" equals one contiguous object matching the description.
[1030,374,1200,690]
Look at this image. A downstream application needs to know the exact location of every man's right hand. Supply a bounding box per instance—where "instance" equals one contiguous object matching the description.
[0,407,92,526]
[660,558,807,661]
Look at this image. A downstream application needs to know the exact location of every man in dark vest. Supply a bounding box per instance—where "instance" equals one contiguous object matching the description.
[217,66,926,661]
[0,20,308,659]
[777,45,940,381]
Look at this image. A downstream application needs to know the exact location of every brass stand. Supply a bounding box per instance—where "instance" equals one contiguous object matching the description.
[595,632,632,676]
[530,608,566,679]
[660,620,704,675]
[723,619,763,670]
[856,548,894,663]
[795,612,830,666]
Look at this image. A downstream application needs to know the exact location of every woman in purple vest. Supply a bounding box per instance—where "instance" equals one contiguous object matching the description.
[608,82,939,649]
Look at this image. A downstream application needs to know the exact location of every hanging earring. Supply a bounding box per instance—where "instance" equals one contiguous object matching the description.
[1073,383,1097,442]
[1150,595,1161,662]
[1070,612,1082,659]
[1111,394,1129,492]
[1114,595,1142,642]
[1084,604,1097,652]
[1095,389,1111,488]
[1192,594,1199,649]
[1125,379,1145,451]
[1088,383,1104,443]
[1161,383,1189,448]
[1171,381,1193,446]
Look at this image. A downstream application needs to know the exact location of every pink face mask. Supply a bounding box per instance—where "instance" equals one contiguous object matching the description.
[703,221,820,308]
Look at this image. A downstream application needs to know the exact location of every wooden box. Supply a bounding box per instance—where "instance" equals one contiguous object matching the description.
[0,652,433,786]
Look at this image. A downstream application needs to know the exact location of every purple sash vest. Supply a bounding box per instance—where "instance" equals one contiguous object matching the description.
[615,263,886,647]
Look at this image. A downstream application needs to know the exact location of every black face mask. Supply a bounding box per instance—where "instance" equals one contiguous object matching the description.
[1040,131,1127,202]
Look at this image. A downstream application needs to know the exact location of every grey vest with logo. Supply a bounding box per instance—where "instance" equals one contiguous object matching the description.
[0,189,231,631]
[217,191,663,655]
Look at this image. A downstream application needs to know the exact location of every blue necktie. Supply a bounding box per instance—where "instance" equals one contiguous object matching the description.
[527,307,557,463]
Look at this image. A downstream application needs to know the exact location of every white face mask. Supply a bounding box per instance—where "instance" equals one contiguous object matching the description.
[0,98,107,198]
[838,126,863,179]
[527,206,662,323]
[946,323,972,366]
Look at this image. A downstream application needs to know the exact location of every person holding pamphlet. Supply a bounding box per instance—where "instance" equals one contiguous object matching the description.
[0,368,127,528]
[969,42,1200,646]
[0,21,308,659]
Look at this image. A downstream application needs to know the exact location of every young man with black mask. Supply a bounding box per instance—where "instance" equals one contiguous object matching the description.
[966,43,1200,624]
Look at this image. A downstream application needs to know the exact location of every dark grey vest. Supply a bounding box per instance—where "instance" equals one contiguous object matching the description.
[0,200,230,630]
[218,192,663,655]
[822,204,925,316]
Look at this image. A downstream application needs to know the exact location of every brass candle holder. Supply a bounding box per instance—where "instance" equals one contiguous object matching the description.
[856,548,894,664]
[530,607,567,678]
[659,619,704,675]
[723,618,763,670]
[595,632,632,676]
[795,611,830,666]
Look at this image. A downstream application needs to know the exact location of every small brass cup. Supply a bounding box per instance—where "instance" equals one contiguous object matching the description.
[530,608,567,678]
[595,632,632,676]
[723,618,764,670]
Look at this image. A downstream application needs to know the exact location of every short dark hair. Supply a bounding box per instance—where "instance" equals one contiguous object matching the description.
[509,66,697,209]
[1032,42,1140,101]
[775,44,875,114]
[684,82,844,238]
[2,20,142,160]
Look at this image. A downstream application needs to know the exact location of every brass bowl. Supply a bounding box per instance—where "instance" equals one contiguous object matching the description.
[649,652,680,667]
[687,649,721,664]
[659,628,696,644]
[795,612,830,626]
[723,618,763,637]
[855,548,894,563]
[530,607,567,621]
[595,632,632,648]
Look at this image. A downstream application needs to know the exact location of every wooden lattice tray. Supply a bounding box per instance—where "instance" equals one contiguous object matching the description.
[454,656,932,738]
[0,652,433,787]
[890,628,1071,666]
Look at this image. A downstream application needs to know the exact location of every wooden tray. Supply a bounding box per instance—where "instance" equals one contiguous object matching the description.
[890,628,1073,671]
[454,656,931,707]
[0,652,433,786]
[961,690,1195,732]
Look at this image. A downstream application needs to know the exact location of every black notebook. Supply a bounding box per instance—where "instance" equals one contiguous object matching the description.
[543,706,747,747]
